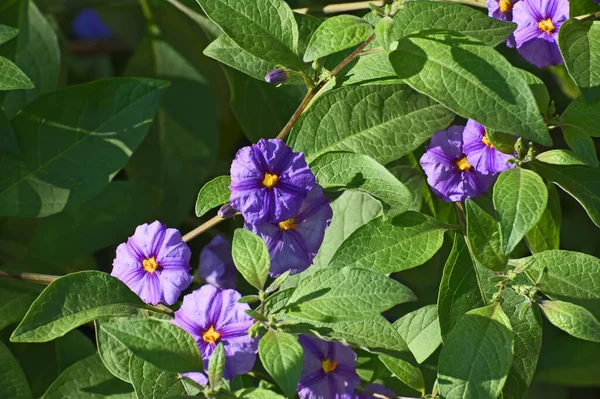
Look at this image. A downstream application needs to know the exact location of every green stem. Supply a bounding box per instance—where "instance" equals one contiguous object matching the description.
[182,215,224,243]
[576,10,600,22]
[0,270,59,285]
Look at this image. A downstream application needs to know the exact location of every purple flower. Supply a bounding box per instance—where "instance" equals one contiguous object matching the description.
[513,0,569,68]
[462,119,515,175]
[420,126,496,202]
[198,234,237,289]
[298,335,360,399]
[172,285,257,380]
[181,372,208,386]
[111,221,192,305]
[245,185,332,277]
[487,0,518,47]
[265,68,289,85]
[230,139,315,224]
[354,384,396,399]
[217,204,238,219]
[71,9,112,40]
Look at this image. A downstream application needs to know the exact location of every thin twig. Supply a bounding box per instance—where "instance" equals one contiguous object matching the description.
[357,388,421,399]
[576,10,600,22]
[182,215,224,242]
[293,1,387,15]
[0,270,59,285]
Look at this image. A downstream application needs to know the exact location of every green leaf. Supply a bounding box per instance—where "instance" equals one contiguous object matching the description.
[0,106,18,155]
[0,78,167,218]
[28,181,162,261]
[129,356,187,399]
[388,165,426,212]
[0,55,32,90]
[264,288,295,315]
[559,20,600,103]
[196,0,303,68]
[516,68,551,115]
[438,234,484,340]
[42,354,134,399]
[389,30,551,146]
[392,1,516,47]
[465,199,507,272]
[195,176,231,218]
[310,152,411,217]
[329,212,449,273]
[2,3,60,117]
[375,17,394,51]
[341,51,398,86]
[208,342,225,388]
[234,388,286,399]
[0,24,18,45]
[286,267,416,322]
[517,250,600,317]
[486,129,515,155]
[96,319,133,383]
[303,15,372,62]
[535,149,588,166]
[204,35,273,83]
[395,305,441,364]
[288,84,454,165]
[11,271,146,342]
[563,129,598,167]
[529,161,600,227]
[0,340,32,399]
[0,279,38,331]
[493,168,548,254]
[561,95,600,137]
[526,183,562,253]
[438,304,514,399]
[259,330,303,397]
[232,229,270,291]
[101,318,203,373]
[540,300,600,343]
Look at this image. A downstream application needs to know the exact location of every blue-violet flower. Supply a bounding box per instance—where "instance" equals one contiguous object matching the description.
[198,234,237,289]
[71,9,112,40]
[462,119,515,175]
[265,68,289,85]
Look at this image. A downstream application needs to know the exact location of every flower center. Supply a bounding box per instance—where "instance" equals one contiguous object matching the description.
[456,156,472,171]
[499,0,512,13]
[142,256,160,273]
[262,173,279,188]
[482,134,494,149]
[202,326,221,344]
[538,18,555,34]
[321,358,338,374]
[279,218,297,230]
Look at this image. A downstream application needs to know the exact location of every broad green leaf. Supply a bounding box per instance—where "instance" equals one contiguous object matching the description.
[42,354,134,399]
[0,24,18,45]
[0,78,167,218]
[493,168,548,254]
[564,129,598,167]
[0,55,32,90]
[438,304,514,399]
[392,1,516,46]
[499,289,542,399]
[259,330,303,397]
[232,229,270,290]
[465,200,507,272]
[288,84,454,165]
[126,3,218,225]
[303,15,372,62]
[0,279,38,331]
[375,16,394,50]
[389,30,551,146]
[96,319,132,383]
[264,288,295,315]
[517,250,600,317]
[11,271,146,342]
[526,183,561,253]
[234,388,286,399]
[286,267,416,322]
[529,161,600,227]
[204,34,273,82]
[329,212,449,273]
[388,165,425,212]
[395,305,442,364]
[540,300,600,343]
[310,152,411,217]
[559,20,600,103]
[101,318,203,373]
[3,3,60,117]
[28,181,162,261]
[516,68,550,115]
[0,106,18,154]
[208,342,225,388]
[341,51,398,86]
[195,0,303,68]
[438,234,485,339]
[195,176,231,218]
[535,149,588,166]
[560,95,600,137]
[129,356,187,399]
[486,129,515,155]
[0,340,32,399]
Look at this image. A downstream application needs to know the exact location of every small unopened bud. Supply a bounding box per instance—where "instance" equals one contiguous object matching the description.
[265,68,288,85]
[217,204,237,219]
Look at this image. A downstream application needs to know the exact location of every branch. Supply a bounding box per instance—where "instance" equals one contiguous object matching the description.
[357,388,421,399]
[182,215,224,242]
[0,270,59,285]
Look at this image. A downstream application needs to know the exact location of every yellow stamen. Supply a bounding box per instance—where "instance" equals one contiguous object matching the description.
[202,326,221,344]
[538,18,555,34]
[262,173,279,188]
[499,0,513,13]
[321,358,338,374]
[142,257,159,273]
[279,218,297,230]
[456,156,472,171]
[482,134,494,149]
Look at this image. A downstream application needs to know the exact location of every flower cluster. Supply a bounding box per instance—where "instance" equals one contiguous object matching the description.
[488,0,569,67]
[420,120,514,202]
[230,139,333,277]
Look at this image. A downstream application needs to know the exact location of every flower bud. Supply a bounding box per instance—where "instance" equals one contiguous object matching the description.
[217,204,237,219]
[264,68,288,85]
